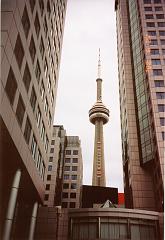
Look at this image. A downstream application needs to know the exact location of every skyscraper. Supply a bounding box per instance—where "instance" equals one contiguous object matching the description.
[115,0,164,212]
[1,0,67,239]
[89,51,109,187]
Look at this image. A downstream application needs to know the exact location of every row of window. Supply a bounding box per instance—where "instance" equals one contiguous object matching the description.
[150,39,165,45]
[64,166,78,172]
[64,174,78,180]
[148,30,165,36]
[62,192,76,199]
[144,6,164,11]
[158,104,165,112]
[63,183,77,190]
[154,80,164,87]
[65,158,78,163]
[146,22,165,28]
[147,48,165,55]
[144,0,163,3]
[62,202,76,208]
[145,14,164,19]
[66,150,79,155]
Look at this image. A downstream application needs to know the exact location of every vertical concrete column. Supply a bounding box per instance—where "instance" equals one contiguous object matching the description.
[28,202,38,240]
[3,169,21,240]
[96,79,102,101]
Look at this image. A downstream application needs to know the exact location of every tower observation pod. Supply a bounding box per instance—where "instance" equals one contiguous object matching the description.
[89,49,109,187]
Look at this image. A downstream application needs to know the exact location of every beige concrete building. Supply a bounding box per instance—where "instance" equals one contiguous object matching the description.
[0,0,67,239]
[115,0,164,212]
[44,125,66,207]
[44,127,83,209]
[89,51,109,187]
[61,136,83,209]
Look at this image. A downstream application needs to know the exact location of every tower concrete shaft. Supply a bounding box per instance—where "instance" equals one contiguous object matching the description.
[89,77,109,187]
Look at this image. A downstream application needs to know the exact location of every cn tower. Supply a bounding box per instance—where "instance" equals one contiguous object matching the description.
[89,49,109,187]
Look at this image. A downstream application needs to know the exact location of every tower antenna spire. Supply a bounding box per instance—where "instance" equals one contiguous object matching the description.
[98,48,101,78]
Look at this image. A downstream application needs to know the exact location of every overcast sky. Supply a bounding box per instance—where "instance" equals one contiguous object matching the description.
[54,0,124,192]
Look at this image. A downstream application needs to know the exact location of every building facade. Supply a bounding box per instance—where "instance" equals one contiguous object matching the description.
[1,0,67,239]
[61,136,83,209]
[115,0,164,211]
[44,127,83,209]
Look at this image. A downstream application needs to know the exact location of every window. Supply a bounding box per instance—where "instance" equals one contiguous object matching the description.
[73,150,78,155]
[69,202,76,208]
[62,202,67,208]
[71,175,77,180]
[49,157,53,162]
[44,194,49,201]
[48,165,52,171]
[48,111,52,126]
[21,6,30,38]
[45,135,49,153]
[50,148,54,153]
[72,166,77,171]
[66,150,71,155]
[23,63,31,92]
[159,31,165,36]
[72,158,78,163]
[43,16,48,36]
[160,40,165,45]
[14,34,24,69]
[146,22,155,27]
[39,36,45,59]
[155,80,164,87]
[30,86,37,111]
[151,49,159,55]
[150,39,158,45]
[64,166,70,171]
[39,0,44,16]
[50,91,54,106]
[148,31,156,36]
[29,0,35,13]
[162,132,165,140]
[16,95,25,127]
[158,22,165,27]
[44,58,48,78]
[47,175,51,180]
[152,59,161,65]
[65,158,71,163]
[155,6,163,11]
[162,49,165,54]
[144,7,152,11]
[29,36,36,63]
[40,121,45,141]
[31,135,37,159]
[46,184,50,190]
[145,14,154,19]
[160,118,165,126]
[34,13,40,38]
[62,192,68,198]
[51,140,55,145]
[40,81,45,100]
[71,183,77,189]
[35,60,41,83]
[153,69,163,76]
[63,183,69,189]
[24,116,31,144]
[156,14,164,19]
[64,175,69,180]
[47,75,51,93]
[154,0,161,3]
[36,149,41,170]
[156,92,165,99]
[144,0,151,3]
[70,193,76,198]
[158,104,165,112]
[5,68,17,105]
[44,98,48,115]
